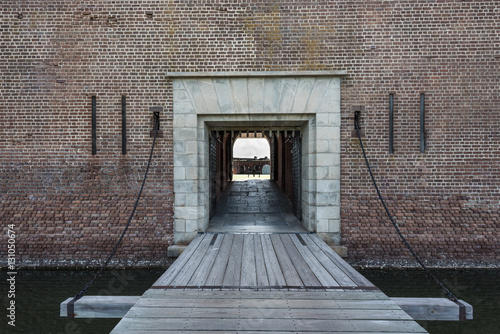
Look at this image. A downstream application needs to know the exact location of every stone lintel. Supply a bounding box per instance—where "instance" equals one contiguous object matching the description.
[167,70,348,78]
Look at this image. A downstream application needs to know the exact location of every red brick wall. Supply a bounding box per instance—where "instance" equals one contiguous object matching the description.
[1,1,498,267]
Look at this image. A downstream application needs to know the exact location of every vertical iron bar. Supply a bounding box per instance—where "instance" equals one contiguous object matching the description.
[420,93,425,153]
[389,94,394,154]
[92,96,97,155]
[122,96,127,155]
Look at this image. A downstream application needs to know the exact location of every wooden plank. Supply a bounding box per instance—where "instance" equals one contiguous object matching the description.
[111,318,427,332]
[143,289,388,300]
[135,297,401,310]
[223,234,244,286]
[280,234,321,287]
[270,234,303,286]
[169,233,213,286]
[308,234,375,287]
[253,233,270,286]
[187,233,224,286]
[240,234,257,286]
[289,234,341,287]
[152,234,205,286]
[62,293,471,323]
[300,234,356,286]
[204,234,234,286]
[126,306,413,321]
[392,297,473,321]
[60,296,140,318]
[261,234,286,286]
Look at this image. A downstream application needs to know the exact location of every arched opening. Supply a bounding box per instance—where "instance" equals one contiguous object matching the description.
[233,137,270,180]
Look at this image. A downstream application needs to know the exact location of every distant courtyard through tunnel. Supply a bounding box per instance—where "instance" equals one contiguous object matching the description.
[207,130,306,233]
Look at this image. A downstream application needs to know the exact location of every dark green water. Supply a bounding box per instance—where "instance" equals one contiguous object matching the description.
[360,268,500,334]
[1,269,165,334]
[1,268,499,333]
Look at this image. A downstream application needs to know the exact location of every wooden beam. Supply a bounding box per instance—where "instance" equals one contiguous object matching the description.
[392,297,473,321]
[61,295,472,321]
[60,296,140,318]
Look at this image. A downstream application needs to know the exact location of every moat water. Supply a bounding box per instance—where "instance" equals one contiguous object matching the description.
[1,268,498,333]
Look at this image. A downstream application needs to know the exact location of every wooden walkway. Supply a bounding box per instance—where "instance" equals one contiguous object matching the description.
[110,233,428,333]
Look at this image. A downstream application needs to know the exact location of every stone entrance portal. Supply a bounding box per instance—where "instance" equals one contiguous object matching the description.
[171,71,345,246]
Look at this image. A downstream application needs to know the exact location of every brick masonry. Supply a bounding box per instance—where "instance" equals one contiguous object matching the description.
[0,1,498,267]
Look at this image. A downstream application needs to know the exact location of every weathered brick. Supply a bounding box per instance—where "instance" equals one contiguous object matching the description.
[0,1,498,268]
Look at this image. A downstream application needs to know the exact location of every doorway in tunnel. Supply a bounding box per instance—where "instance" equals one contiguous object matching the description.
[207,129,304,233]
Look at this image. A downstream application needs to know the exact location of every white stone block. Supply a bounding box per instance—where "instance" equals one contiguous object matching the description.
[184,114,198,128]
[324,78,341,97]
[307,180,317,193]
[185,141,197,154]
[173,80,185,91]
[174,127,197,141]
[185,219,199,233]
[248,78,265,113]
[316,153,340,167]
[316,139,330,153]
[315,113,330,126]
[175,206,198,220]
[317,180,340,193]
[316,166,329,179]
[316,220,329,233]
[303,191,315,205]
[175,180,197,193]
[317,126,340,141]
[316,192,340,206]
[317,100,340,116]
[278,78,299,113]
[328,219,341,233]
[198,180,208,193]
[184,79,208,114]
[173,115,185,128]
[173,153,197,167]
[263,78,282,114]
[173,89,190,103]
[329,140,341,154]
[173,218,186,232]
[174,193,186,206]
[305,78,329,113]
[328,166,341,180]
[292,78,314,113]
[231,78,249,113]
[185,193,198,207]
[198,79,219,114]
[329,112,341,127]
[185,166,198,180]
[214,79,234,114]
[174,101,196,114]
[173,141,185,154]
[174,167,186,180]
[317,206,340,220]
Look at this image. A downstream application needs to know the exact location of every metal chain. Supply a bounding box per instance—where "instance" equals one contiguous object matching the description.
[70,118,159,306]
[354,119,461,304]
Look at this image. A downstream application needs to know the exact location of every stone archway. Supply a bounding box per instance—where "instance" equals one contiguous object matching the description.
[171,71,345,246]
